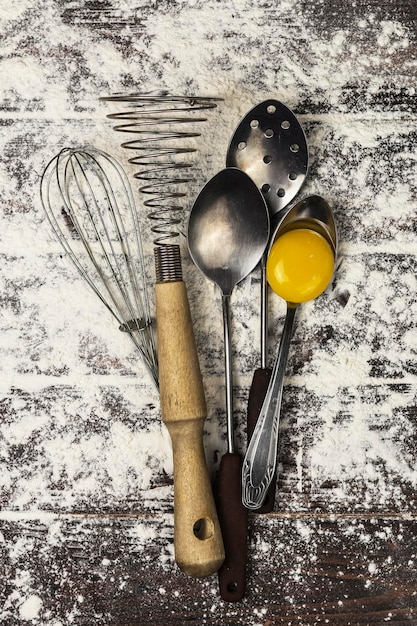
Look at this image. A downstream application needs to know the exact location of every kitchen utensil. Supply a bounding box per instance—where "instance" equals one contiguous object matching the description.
[242,195,337,510]
[101,93,225,578]
[40,146,158,389]
[226,99,308,511]
[101,91,222,246]
[188,167,270,601]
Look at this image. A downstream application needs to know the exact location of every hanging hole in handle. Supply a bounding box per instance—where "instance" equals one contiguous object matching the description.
[227,581,239,593]
[193,517,214,541]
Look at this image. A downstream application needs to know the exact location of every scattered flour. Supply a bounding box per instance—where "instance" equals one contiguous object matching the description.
[19,595,43,621]
[0,0,416,622]
[0,0,415,525]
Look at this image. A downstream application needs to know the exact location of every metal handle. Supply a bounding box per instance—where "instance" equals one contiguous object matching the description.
[260,253,268,370]
[242,304,297,509]
[222,293,235,454]
[246,367,276,512]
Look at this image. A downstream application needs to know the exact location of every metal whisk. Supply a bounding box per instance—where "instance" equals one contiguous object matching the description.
[100,92,226,580]
[40,146,158,390]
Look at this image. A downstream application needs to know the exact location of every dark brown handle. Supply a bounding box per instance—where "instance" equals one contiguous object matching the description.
[247,367,276,513]
[215,452,248,602]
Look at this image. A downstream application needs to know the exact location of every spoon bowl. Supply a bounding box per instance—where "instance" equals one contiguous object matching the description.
[269,193,337,256]
[226,99,308,216]
[188,167,270,295]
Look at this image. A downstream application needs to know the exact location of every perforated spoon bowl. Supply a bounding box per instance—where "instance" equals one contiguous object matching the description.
[226,99,308,511]
[226,99,308,216]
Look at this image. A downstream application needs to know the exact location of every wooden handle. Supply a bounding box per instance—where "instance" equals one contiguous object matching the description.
[155,280,225,578]
[215,452,248,602]
[247,367,276,512]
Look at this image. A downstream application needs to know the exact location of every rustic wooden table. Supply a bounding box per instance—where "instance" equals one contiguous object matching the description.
[1,1,417,624]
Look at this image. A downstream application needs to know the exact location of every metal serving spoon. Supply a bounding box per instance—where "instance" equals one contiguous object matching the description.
[241,195,337,510]
[226,100,308,511]
[188,167,269,601]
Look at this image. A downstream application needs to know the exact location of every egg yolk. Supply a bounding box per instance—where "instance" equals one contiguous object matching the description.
[266,228,334,303]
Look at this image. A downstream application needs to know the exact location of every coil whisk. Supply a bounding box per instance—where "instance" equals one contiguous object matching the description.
[101,92,222,253]
[100,93,227,577]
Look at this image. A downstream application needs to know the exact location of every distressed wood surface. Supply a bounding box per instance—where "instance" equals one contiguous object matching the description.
[2,514,417,625]
[1,0,417,624]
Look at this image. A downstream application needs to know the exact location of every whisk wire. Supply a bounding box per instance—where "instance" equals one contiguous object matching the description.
[40,147,158,388]
[64,151,141,330]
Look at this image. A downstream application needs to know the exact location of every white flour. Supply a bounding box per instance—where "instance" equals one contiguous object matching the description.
[1,0,416,622]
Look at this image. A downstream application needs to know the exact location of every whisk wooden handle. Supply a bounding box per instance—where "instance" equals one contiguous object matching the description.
[155,280,225,577]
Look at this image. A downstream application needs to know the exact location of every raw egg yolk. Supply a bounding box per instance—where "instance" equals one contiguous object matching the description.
[266,228,334,303]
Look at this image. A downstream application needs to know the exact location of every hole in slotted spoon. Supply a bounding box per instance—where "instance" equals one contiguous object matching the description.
[250,119,259,128]
[238,141,247,150]
[264,128,274,138]
[289,172,298,180]
[281,120,290,129]
[290,143,300,153]
[267,104,276,114]
[263,155,272,164]
[261,183,271,193]
[277,188,286,197]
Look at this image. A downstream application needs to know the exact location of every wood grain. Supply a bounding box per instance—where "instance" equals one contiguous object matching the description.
[1,514,417,625]
[1,0,417,623]
[155,279,225,578]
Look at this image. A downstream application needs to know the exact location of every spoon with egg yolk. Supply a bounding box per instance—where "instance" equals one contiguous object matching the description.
[242,197,337,510]
[266,228,334,304]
